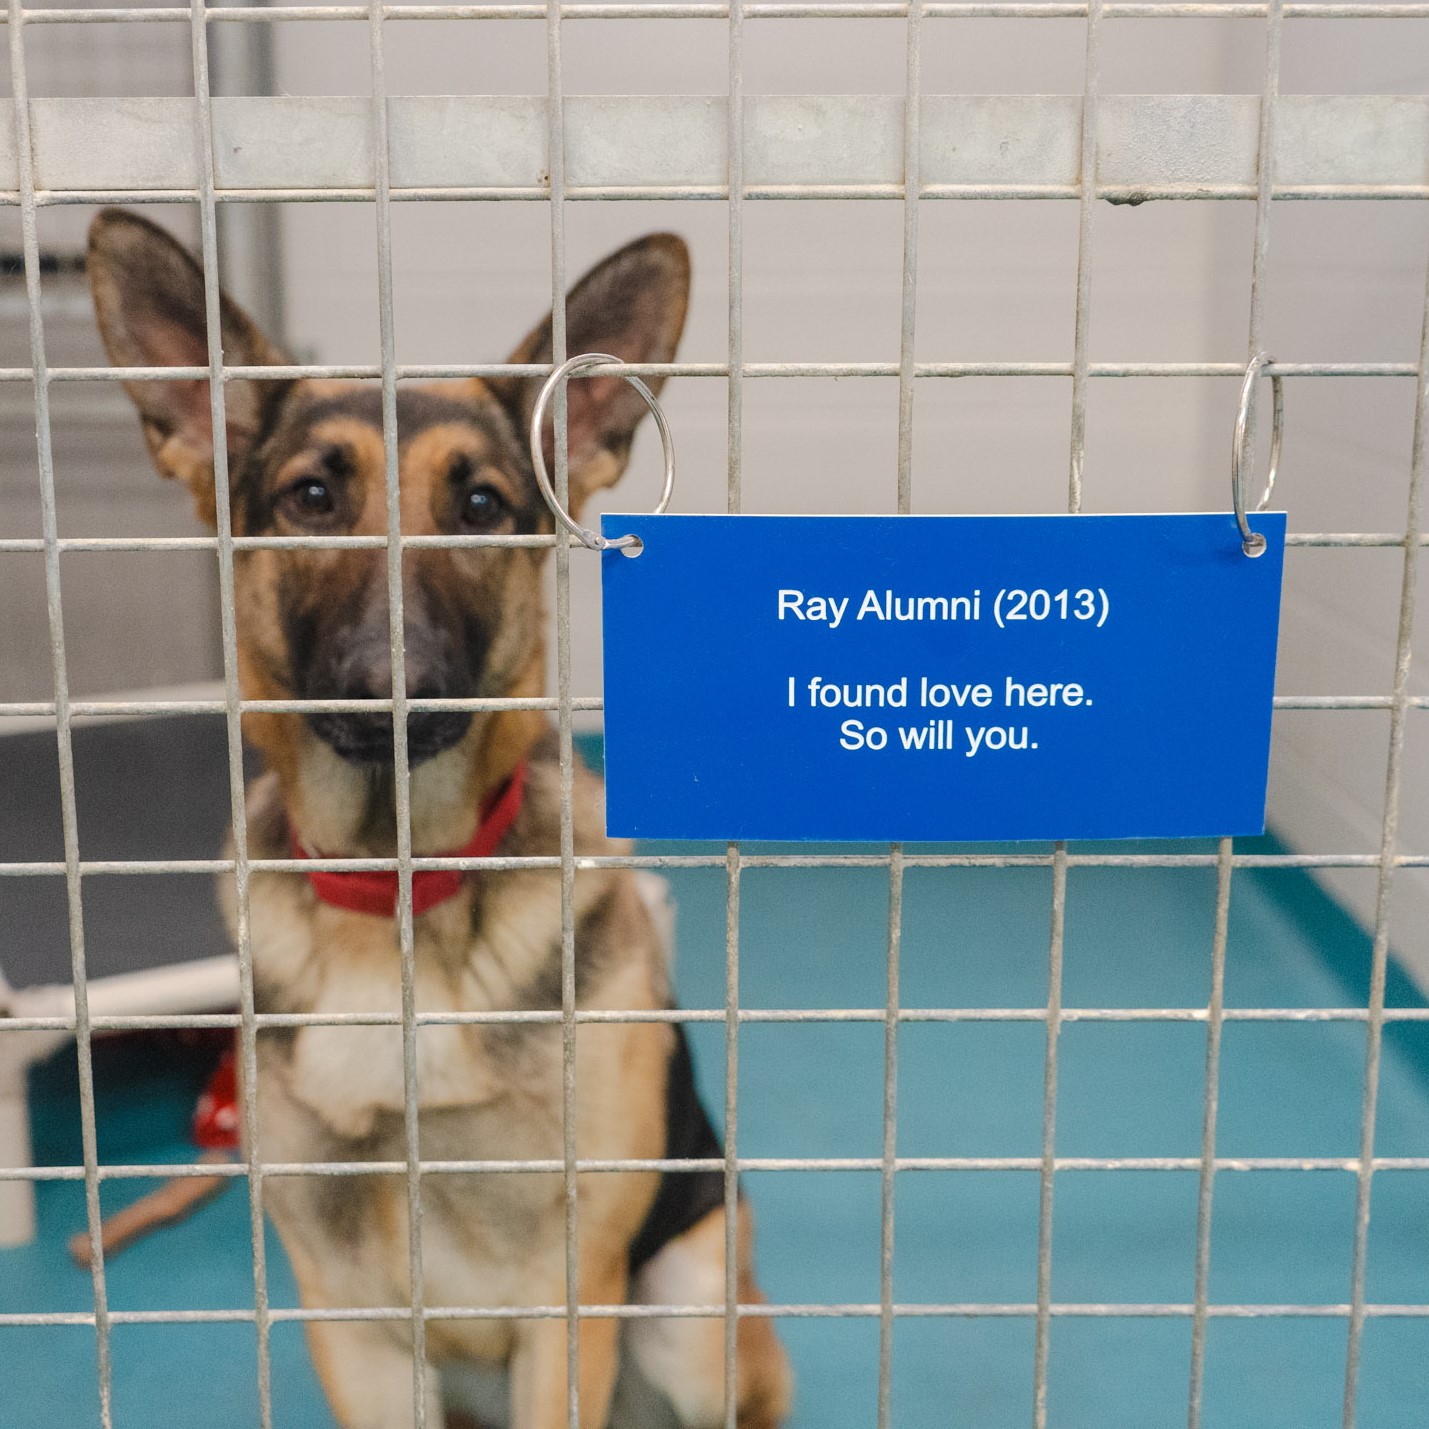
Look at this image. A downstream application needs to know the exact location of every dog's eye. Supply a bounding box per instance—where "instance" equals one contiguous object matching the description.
[461,484,507,531]
[279,476,337,523]
[295,479,333,512]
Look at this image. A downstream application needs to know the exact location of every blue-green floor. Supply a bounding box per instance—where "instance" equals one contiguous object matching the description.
[5,817,1429,1425]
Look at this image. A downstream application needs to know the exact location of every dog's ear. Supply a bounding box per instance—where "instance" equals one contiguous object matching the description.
[490,233,690,515]
[87,208,291,528]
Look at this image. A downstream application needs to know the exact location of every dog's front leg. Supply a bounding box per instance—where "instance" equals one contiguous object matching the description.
[510,1263,625,1429]
[304,1316,447,1429]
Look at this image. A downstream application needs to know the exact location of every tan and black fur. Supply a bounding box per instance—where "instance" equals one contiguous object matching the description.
[88,209,791,1429]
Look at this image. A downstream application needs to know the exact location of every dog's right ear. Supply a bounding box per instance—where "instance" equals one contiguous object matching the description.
[87,208,291,527]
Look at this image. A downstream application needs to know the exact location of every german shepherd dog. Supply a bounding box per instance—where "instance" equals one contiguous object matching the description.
[87,209,791,1429]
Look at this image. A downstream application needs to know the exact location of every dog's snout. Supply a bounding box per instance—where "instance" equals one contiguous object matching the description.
[304,602,477,767]
[332,640,394,706]
[330,627,449,703]
[398,636,457,710]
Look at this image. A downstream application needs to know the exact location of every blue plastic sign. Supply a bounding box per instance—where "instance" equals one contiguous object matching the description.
[600,512,1285,843]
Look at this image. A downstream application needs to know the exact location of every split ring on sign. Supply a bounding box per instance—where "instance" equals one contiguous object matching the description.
[1232,351,1283,558]
[530,351,676,553]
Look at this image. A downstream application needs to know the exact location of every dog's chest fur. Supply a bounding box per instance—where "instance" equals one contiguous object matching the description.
[235,769,660,1138]
[250,873,566,1141]
[224,766,671,1338]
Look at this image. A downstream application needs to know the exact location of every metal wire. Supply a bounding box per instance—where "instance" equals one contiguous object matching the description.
[12,1153,1429,1185]
[877,844,904,1427]
[874,0,922,1417]
[4,3,113,1423]
[3,1,1428,1425]
[363,0,434,1421]
[4,532,1429,564]
[721,0,746,1417]
[721,840,742,1429]
[1190,8,1283,1421]
[14,850,1429,881]
[1032,10,1100,1418]
[4,184,1428,205]
[541,0,584,1417]
[0,2,1426,20]
[0,360,1417,383]
[1187,839,1234,1429]
[3,1299,1428,1329]
[1064,0,1101,517]
[1341,160,1429,1429]
[187,2,275,1423]
[0,361,1421,387]
[12,1004,1429,1038]
[0,688,1424,718]
[1032,841,1068,1429]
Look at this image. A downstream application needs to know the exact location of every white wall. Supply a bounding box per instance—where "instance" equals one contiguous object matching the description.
[0,6,222,703]
[1210,22,1429,985]
[266,14,1247,703]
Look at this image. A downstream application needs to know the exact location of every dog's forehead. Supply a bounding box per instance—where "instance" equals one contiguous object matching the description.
[276,383,524,468]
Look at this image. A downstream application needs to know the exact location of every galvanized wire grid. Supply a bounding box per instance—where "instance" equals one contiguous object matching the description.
[1,4,1428,1429]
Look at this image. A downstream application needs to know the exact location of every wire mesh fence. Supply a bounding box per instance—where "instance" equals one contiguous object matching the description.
[0,2,1427,1429]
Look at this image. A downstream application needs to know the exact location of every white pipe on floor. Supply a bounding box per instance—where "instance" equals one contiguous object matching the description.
[9,955,239,1023]
[0,1026,69,1250]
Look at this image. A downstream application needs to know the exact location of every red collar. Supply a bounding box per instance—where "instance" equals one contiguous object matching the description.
[291,760,527,919]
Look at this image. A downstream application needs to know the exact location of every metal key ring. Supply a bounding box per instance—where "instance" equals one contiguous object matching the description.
[529,352,676,552]
[1232,351,1283,558]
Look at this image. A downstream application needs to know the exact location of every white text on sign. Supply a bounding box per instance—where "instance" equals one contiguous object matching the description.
[776,587,1110,630]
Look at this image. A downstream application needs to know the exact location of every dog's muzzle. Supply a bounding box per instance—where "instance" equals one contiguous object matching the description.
[307,704,473,767]
[296,601,485,767]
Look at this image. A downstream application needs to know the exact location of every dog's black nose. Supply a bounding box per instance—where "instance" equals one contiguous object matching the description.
[305,646,474,767]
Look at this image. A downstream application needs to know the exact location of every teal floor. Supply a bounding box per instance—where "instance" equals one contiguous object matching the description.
[5,782,1429,1425]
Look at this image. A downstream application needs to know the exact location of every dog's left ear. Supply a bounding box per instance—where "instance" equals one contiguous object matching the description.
[490,233,690,515]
